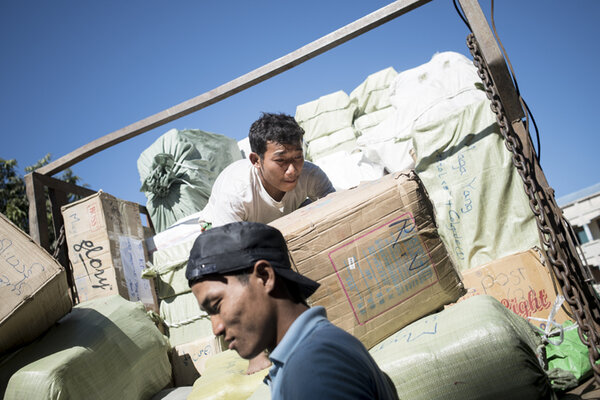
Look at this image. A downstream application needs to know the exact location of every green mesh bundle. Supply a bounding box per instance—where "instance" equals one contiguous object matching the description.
[137,128,241,233]
[370,295,554,400]
[1,295,172,400]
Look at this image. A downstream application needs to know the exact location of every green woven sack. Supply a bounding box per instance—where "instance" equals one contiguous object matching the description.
[143,237,197,300]
[137,128,241,233]
[546,320,596,390]
[370,295,554,400]
[160,291,213,347]
[412,97,540,271]
[1,295,171,400]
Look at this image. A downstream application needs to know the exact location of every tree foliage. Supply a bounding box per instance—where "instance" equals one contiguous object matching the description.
[0,158,28,231]
[0,154,86,248]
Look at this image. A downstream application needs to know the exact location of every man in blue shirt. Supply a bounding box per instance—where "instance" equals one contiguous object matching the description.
[186,221,399,399]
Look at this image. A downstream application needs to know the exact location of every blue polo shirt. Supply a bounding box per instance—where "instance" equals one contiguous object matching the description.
[266,306,399,400]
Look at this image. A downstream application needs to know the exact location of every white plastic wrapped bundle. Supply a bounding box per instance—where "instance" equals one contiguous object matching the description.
[306,126,357,160]
[350,66,398,115]
[295,91,356,142]
[387,51,484,138]
[356,114,415,174]
[353,106,396,136]
[313,150,385,190]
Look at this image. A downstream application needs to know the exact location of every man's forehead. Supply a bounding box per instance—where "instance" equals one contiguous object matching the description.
[266,141,302,154]
[192,275,228,296]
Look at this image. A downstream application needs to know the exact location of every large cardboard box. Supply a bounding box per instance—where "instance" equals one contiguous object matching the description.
[458,248,572,329]
[170,335,223,386]
[270,171,465,348]
[61,191,158,311]
[0,213,72,354]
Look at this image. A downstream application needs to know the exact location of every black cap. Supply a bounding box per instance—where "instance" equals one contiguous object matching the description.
[186,222,320,299]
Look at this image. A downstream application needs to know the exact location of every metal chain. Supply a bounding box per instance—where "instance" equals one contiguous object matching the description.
[467,33,600,384]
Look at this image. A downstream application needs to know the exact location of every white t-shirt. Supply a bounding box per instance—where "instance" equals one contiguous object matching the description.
[198,159,335,227]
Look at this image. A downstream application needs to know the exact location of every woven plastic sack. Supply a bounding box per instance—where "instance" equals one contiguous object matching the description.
[388,51,483,136]
[248,383,271,400]
[138,128,241,233]
[370,295,553,400]
[151,387,193,400]
[188,350,268,400]
[0,295,171,400]
[546,321,594,383]
[306,126,357,160]
[143,236,198,300]
[295,91,356,142]
[412,95,540,271]
[313,150,385,190]
[160,291,213,347]
[353,106,395,136]
[350,66,398,115]
[355,107,415,174]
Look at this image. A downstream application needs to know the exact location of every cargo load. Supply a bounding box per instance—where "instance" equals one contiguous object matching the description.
[457,247,572,330]
[187,350,269,400]
[0,295,171,400]
[0,213,72,355]
[295,90,357,144]
[270,171,465,349]
[137,128,242,233]
[170,335,223,387]
[142,234,220,384]
[396,51,540,271]
[370,295,553,400]
[349,66,398,116]
[160,291,213,347]
[61,190,159,311]
[142,237,213,347]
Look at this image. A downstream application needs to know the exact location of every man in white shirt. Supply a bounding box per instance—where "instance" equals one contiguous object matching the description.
[199,112,335,227]
[197,112,335,373]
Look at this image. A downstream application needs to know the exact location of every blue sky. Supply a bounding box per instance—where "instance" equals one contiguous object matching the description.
[1,0,598,207]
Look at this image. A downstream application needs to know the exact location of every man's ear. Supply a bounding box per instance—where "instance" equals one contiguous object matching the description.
[249,152,261,168]
[252,260,276,294]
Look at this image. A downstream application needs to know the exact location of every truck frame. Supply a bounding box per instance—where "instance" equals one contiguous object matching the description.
[24,0,600,388]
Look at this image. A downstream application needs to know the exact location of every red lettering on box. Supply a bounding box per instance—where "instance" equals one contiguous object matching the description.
[87,204,99,232]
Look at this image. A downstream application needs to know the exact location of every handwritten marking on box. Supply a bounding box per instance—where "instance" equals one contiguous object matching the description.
[328,212,437,325]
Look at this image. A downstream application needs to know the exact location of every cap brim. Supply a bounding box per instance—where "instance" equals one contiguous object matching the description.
[272,264,320,299]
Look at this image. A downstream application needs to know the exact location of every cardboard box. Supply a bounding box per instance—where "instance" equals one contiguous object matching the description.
[61,191,158,311]
[0,213,72,354]
[457,248,572,329]
[270,171,465,349]
[170,335,223,386]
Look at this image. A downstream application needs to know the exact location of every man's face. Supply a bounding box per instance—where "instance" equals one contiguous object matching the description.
[191,270,276,360]
[251,141,304,201]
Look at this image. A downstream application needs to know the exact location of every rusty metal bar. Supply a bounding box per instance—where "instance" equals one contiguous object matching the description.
[25,173,50,250]
[457,0,525,123]
[30,172,96,198]
[36,0,432,177]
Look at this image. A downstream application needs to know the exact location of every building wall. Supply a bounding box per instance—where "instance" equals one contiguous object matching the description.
[561,190,600,268]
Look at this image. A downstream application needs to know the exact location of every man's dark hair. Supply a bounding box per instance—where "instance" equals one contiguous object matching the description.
[231,265,308,306]
[189,264,308,306]
[249,112,304,158]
